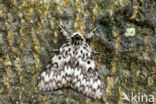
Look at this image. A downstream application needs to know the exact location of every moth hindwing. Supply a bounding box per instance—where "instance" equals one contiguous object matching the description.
[38,32,103,99]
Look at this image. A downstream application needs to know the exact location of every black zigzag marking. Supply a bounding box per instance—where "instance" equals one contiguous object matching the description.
[38,33,103,99]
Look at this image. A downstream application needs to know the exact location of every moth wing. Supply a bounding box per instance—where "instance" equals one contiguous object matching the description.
[38,43,72,91]
[85,61,103,99]
[72,59,102,99]
[72,45,103,99]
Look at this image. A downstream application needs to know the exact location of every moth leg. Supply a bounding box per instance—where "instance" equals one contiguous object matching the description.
[92,48,99,54]
[51,49,60,55]
[52,49,59,52]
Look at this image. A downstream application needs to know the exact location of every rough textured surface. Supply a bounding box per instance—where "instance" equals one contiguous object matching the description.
[0,0,155,104]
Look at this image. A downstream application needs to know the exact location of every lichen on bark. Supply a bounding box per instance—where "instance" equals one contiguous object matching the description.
[0,0,155,104]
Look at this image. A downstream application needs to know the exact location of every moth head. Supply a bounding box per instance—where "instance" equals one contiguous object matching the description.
[70,32,85,46]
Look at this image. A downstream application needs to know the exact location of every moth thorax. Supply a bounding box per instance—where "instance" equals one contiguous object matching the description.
[71,32,84,46]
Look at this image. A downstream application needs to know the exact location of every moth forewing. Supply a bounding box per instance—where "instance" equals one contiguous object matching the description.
[38,30,103,99]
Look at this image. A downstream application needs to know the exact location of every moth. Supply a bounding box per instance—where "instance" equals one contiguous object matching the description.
[38,24,103,99]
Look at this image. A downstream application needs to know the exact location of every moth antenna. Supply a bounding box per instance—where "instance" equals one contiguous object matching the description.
[57,23,70,39]
[85,26,99,39]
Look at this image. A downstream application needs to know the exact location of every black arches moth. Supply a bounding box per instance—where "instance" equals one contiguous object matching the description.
[38,25,103,99]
